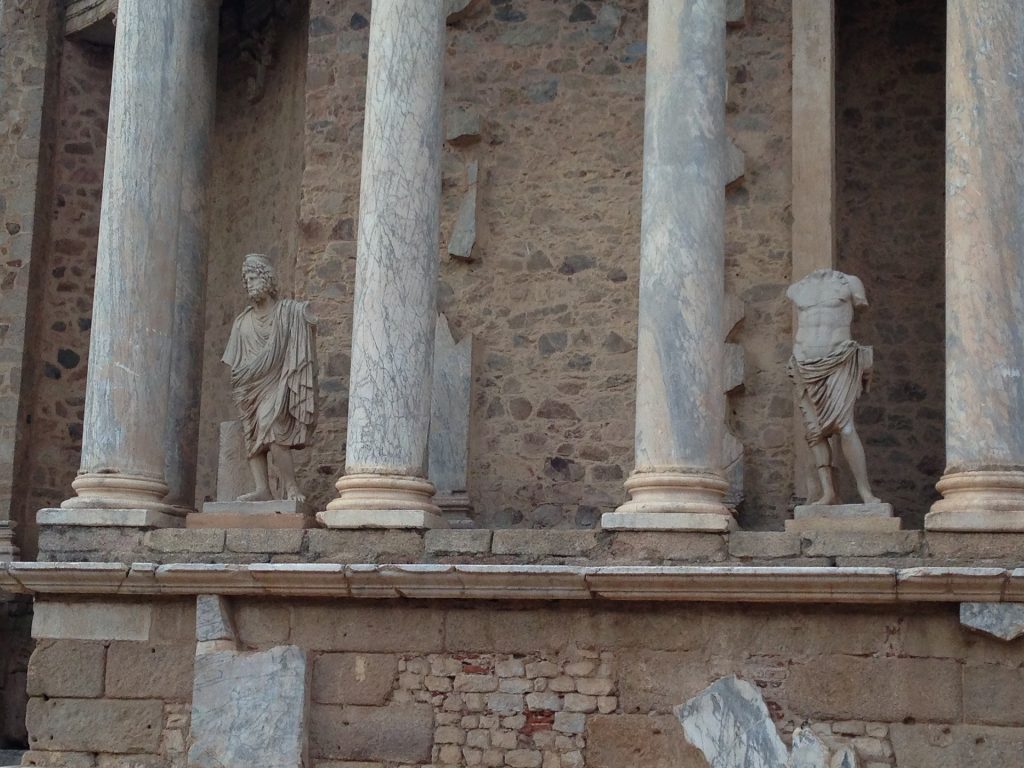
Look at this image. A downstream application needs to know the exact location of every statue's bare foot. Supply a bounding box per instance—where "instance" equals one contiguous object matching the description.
[859,492,881,504]
[238,489,273,502]
[285,485,306,503]
[812,494,838,506]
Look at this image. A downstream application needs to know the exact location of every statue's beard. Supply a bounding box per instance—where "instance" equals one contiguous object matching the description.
[247,282,273,302]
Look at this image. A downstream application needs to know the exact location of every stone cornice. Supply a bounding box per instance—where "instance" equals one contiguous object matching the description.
[2,562,1023,603]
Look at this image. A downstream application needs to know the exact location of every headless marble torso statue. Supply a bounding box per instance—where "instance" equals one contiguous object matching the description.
[787,269,880,506]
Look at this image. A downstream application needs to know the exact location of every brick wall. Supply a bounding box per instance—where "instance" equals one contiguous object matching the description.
[21,597,1024,767]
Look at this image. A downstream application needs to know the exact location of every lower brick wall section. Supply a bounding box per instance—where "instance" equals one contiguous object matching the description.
[20,597,1024,767]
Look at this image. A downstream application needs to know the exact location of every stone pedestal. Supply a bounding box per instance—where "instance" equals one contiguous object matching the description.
[190,501,314,530]
[604,0,732,532]
[60,0,219,517]
[322,0,446,530]
[926,0,1024,532]
[786,502,899,532]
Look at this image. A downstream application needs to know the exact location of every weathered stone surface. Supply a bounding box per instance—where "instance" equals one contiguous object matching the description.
[105,642,194,700]
[233,601,290,645]
[609,532,728,562]
[27,698,163,753]
[144,528,226,554]
[445,0,486,25]
[26,641,105,698]
[962,664,1024,726]
[446,607,572,654]
[675,676,789,768]
[787,656,960,722]
[312,653,397,706]
[960,601,1024,641]
[310,704,434,763]
[32,601,152,641]
[305,530,424,562]
[424,528,492,554]
[491,530,598,557]
[189,646,309,768]
[18,750,96,767]
[830,747,858,768]
[728,531,800,559]
[926,532,1024,561]
[226,528,304,553]
[890,724,1024,768]
[800,531,921,558]
[585,714,705,768]
[794,503,893,520]
[290,605,444,652]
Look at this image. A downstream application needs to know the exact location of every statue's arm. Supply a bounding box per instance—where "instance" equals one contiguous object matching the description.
[848,275,869,309]
[302,300,318,326]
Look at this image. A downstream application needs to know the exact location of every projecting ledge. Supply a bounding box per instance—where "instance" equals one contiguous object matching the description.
[3,561,1024,605]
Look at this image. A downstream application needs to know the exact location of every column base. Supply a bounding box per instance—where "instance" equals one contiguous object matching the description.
[61,472,178,515]
[925,470,1024,532]
[37,508,184,528]
[322,473,446,529]
[603,470,734,531]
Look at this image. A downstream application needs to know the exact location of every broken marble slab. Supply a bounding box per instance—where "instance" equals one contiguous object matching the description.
[675,676,789,768]
[188,645,309,768]
[789,727,830,768]
[960,601,1024,641]
[445,0,486,24]
[216,420,249,502]
[726,137,746,189]
[448,160,479,260]
[429,313,476,527]
[727,0,748,27]
[830,747,858,768]
[446,106,481,147]
[195,594,238,651]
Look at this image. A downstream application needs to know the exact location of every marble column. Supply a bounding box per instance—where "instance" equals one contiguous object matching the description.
[320,0,446,529]
[60,0,219,524]
[927,0,1024,532]
[602,0,732,532]
[164,11,219,514]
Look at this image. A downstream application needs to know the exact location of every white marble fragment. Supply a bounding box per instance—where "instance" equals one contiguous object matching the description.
[829,747,858,768]
[960,602,1024,641]
[188,646,309,768]
[675,676,789,768]
[429,314,475,525]
[726,137,746,189]
[448,160,479,260]
[195,595,237,647]
[789,726,830,768]
[216,421,249,502]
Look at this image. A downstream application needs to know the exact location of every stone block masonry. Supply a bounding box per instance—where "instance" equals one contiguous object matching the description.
[16,593,1024,767]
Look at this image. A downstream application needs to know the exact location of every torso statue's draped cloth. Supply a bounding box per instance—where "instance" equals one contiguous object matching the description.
[222,299,317,457]
[788,340,872,446]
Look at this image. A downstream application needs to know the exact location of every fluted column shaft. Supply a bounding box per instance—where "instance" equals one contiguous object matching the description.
[321,0,446,529]
[927,0,1024,531]
[603,0,732,532]
[63,0,219,517]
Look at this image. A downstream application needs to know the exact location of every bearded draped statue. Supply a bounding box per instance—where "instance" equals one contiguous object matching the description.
[222,254,318,502]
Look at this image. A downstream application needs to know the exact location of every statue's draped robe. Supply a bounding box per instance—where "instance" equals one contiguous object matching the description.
[788,340,872,447]
[223,299,317,457]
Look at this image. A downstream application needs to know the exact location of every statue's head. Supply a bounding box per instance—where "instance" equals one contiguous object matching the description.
[241,254,278,302]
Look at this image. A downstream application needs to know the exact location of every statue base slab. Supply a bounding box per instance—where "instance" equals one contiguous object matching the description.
[191,500,314,529]
[38,508,184,528]
[317,509,450,530]
[786,502,897,532]
[436,493,475,529]
[600,511,737,532]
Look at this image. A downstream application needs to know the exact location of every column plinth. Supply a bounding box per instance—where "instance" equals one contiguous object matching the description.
[603,0,732,531]
[320,0,447,530]
[926,1,1024,532]
[60,0,219,517]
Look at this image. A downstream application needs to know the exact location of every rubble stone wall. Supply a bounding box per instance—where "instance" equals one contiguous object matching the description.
[21,597,1024,767]
[835,0,946,528]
